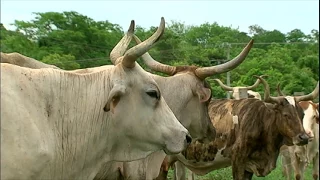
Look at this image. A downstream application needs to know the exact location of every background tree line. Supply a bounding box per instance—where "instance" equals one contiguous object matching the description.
[1,11,319,100]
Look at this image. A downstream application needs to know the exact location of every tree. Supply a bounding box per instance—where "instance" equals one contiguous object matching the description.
[42,53,80,70]
[286,29,307,42]
[2,11,318,99]
[12,11,123,68]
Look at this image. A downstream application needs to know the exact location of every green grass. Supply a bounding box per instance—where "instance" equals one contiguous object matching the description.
[167,159,314,180]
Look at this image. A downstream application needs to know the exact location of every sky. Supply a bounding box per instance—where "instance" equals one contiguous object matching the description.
[1,0,319,35]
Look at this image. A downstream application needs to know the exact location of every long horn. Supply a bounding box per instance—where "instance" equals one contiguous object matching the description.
[276,83,286,96]
[110,20,135,65]
[194,40,254,80]
[213,79,234,91]
[132,34,176,75]
[253,75,281,104]
[122,17,165,68]
[295,81,319,102]
[246,75,267,90]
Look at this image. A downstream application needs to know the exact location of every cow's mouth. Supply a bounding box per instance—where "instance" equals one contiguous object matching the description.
[163,148,179,155]
[163,141,189,155]
[308,137,314,142]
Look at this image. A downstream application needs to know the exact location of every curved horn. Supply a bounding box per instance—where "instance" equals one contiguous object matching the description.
[122,17,165,68]
[295,81,319,102]
[213,79,234,91]
[246,75,268,90]
[132,34,176,75]
[276,83,286,96]
[253,75,281,104]
[194,40,254,80]
[110,20,135,65]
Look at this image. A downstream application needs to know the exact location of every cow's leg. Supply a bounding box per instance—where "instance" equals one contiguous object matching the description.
[174,161,186,180]
[155,168,169,180]
[244,170,253,180]
[298,160,306,180]
[186,168,195,180]
[231,165,245,180]
[231,144,247,180]
[281,154,293,180]
[292,153,303,180]
[155,156,170,180]
[312,152,319,180]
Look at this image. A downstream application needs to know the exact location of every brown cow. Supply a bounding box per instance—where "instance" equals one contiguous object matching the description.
[161,76,319,180]
[277,84,319,180]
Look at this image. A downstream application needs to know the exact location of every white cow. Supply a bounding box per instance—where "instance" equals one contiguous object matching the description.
[213,78,264,100]
[0,19,190,180]
[1,19,254,180]
[94,34,255,179]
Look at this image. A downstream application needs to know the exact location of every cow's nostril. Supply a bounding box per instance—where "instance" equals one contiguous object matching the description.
[298,134,309,143]
[186,134,192,145]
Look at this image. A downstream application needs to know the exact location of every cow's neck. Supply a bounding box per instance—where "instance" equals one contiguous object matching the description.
[252,109,285,175]
[40,69,117,178]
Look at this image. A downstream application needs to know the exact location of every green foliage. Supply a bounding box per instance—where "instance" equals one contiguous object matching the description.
[42,53,80,70]
[1,11,318,99]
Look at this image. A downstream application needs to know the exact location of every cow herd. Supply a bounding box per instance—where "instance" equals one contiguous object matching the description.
[1,17,319,180]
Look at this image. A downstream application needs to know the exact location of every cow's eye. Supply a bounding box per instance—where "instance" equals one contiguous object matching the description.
[146,90,160,100]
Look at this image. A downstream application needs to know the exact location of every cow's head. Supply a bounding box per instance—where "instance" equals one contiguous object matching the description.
[247,90,262,100]
[257,75,319,146]
[298,101,319,140]
[106,18,190,159]
[277,83,319,140]
[132,35,254,144]
[213,75,265,100]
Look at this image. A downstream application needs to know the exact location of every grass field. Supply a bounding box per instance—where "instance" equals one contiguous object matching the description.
[166,159,315,180]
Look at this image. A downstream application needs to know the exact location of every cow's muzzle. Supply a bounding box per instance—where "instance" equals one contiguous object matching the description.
[294,133,309,146]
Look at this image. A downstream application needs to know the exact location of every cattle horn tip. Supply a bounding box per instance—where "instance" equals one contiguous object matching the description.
[128,20,135,34]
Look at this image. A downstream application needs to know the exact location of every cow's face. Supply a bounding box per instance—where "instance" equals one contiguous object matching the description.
[276,96,309,146]
[299,101,319,140]
[256,76,318,146]
[107,63,190,160]
[231,87,249,99]
[188,79,216,143]
[170,72,216,144]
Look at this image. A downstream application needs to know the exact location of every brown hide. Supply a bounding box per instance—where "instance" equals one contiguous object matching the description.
[181,98,304,178]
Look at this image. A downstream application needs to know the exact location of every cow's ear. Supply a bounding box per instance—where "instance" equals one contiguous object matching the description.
[196,83,211,103]
[104,84,126,113]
